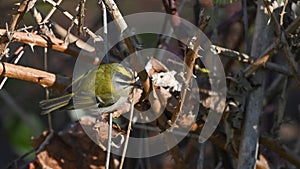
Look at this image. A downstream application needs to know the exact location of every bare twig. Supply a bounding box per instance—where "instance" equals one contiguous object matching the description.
[100,2,112,169]
[44,46,53,132]
[102,0,151,103]
[263,0,300,85]
[30,6,96,53]
[196,142,205,169]
[271,76,288,137]
[243,12,300,78]
[77,0,86,35]
[0,29,99,64]
[102,0,127,31]
[242,0,251,54]
[119,91,135,169]
[168,14,209,128]
[42,0,63,24]
[11,0,37,31]
[101,1,109,63]
[64,17,76,43]
[43,0,77,24]
[34,131,55,153]
[279,0,288,26]
[198,15,210,31]
[243,43,274,78]
[212,45,293,76]
[0,0,37,57]
[260,136,300,168]
[169,43,199,128]
[0,61,70,90]
[264,75,286,105]
[44,0,101,40]
[30,6,44,24]
[163,38,200,169]
[0,29,66,53]
[106,114,113,169]
[286,16,300,34]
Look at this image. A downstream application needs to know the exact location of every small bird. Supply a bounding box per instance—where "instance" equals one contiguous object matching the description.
[40,63,136,115]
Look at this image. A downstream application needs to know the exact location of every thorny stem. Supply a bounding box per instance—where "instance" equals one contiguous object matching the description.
[43,0,101,40]
[0,0,37,57]
[0,61,70,90]
[262,0,300,85]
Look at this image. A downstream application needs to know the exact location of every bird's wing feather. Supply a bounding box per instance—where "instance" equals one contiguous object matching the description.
[40,93,75,115]
[88,97,128,115]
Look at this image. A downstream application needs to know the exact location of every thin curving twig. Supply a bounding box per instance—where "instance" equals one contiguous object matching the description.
[119,91,135,169]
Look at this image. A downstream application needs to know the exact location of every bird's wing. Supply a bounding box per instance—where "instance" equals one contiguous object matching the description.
[40,93,75,115]
[89,97,129,115]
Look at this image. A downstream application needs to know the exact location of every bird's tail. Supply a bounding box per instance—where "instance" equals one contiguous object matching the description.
[39,93,75,115]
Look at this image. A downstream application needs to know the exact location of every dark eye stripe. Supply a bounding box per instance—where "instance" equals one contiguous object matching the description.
[113,71,133,82]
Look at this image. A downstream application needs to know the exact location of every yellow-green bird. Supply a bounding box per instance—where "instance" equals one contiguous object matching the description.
[40,63,136,115]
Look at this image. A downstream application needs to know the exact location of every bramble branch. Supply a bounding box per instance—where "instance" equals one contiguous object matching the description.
[0,0,37,57]
[0,61,70,90]
[212,45,293,76]
[0,29,99,64]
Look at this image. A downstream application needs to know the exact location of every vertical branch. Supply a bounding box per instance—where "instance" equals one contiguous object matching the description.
[237,0,272,168]
[44,47,53,131]
[102,2,109,64]
[280,0,288,26]
[196,142,205,169]
[119,92,135,169]
[102,0,127,32]
[272,77,288,137]
[101,2,112,169]
[102,0,151,102]
[242,0,251,54]
[193,0,201,27]
[77,0,86,35]
[169,44,199,127]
